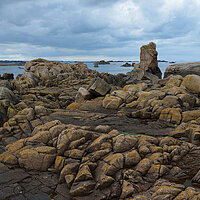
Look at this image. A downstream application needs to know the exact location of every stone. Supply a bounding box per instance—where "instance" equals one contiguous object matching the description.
[102,95,123,109]
[164,62,200,78]
[54,156,65,172]
[0,151,18,165]
[70,180,96,196]
[123,83,147,94]
[0,87,18,103]
[134,42,162,78]
[18,146,56,171]
[113,134,137,152]
[16,107,35,122]
[75,87,92,103]
[163,75,183,88]
[124,150,141,167]
[135,158,152,175]
[88,77,111,96]
[182,110,200,122]
[111,90,130,102]
[74,165,93,182]
[2,72,14,80]
[35,105,49,116]
[162,96,180,108]
[181,74,200,94]
[102,153,124,175]
[66,102,81,110]
[59,163,80,182]
[159,108,182,124]
[120,180,135,199]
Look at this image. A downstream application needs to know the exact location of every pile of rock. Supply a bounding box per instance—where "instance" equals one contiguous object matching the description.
[1,120,200,199]
[1,42,200,199]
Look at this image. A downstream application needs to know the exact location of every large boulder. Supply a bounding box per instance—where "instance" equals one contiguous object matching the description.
[164,62,200,78]
[24,58,92,82]
[88,77,111,96]
[0,87,18,104]
[181,74,200,94]
[134,42,162,78]
[75,87,92,103]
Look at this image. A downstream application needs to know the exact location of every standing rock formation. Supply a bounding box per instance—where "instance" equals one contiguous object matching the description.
[135,42,162,78]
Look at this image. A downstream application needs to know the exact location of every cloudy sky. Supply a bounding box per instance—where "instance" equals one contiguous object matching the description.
[0,0,200,61]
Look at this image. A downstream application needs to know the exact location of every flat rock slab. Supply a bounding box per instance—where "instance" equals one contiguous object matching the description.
[164,62,200,78]
[0,163,60,200]
[41,110,175,137]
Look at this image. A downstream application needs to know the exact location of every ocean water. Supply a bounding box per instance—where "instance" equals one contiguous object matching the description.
[0,61,170,78]
[0,65,24,78]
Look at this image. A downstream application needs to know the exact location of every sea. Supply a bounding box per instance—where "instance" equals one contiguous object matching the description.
[0,61,170,78]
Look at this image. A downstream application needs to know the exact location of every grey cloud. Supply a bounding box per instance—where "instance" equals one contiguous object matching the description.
[0,0,199,61]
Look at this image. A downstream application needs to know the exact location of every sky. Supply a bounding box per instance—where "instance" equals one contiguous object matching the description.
[0,0,200,61]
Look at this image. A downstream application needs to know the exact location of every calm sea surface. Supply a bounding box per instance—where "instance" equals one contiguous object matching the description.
[0,61,170,78]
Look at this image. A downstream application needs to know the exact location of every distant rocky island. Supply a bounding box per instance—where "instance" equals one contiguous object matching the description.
[0,60,26,66]
[1,43,200,199]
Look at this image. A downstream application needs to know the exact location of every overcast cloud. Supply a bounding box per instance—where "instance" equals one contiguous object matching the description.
[0,0,199,61]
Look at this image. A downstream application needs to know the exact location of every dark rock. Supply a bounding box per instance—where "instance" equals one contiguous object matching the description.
[95,60,110,65]
[121,62,132,67]
[2,73,14,80]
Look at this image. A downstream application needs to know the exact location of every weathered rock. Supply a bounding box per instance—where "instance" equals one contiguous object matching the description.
[75,87,92,103]
[123,83,147,94]
[182,110,200,122]
[181,74,200,94]
[88,77,111,96]
[134,42,162,78]
[159,108,182,124]
[164,62,200,78]
[0,87,18,104]
[102,94,123,109]
[110,90,130,102]
[163,75,183,88]
[18,146,56,171]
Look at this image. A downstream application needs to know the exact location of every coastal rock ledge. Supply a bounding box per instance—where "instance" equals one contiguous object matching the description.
[164,62,200,78]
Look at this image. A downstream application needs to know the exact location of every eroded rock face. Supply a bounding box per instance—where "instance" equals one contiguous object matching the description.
[164,62,200,78]
[1,121,200,199]
[134,42,162,78]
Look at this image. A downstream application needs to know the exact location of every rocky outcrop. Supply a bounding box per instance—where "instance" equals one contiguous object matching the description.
[1,55,200,199]
[1,121,200,199]
[134,42,162,78]
[164,62,200,78]
[121,62,132,67]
